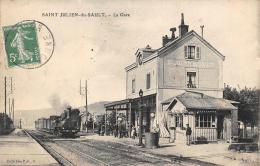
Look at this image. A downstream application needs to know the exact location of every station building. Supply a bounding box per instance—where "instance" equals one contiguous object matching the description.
[105,14,238,143]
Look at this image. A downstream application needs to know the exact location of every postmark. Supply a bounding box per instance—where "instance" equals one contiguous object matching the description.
[2,20,55,69]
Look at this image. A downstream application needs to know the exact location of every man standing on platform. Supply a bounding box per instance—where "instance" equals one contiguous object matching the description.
[186,124,192,146]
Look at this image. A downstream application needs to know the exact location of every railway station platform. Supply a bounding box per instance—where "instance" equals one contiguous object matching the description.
[0,129,58,166]
[81,134,260,166]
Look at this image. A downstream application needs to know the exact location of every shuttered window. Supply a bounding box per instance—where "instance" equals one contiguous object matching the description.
[185,45,201,59]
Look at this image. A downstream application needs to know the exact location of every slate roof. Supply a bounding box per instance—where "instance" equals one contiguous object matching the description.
[162,91,237,110]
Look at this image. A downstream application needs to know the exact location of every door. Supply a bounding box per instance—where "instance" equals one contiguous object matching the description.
[217,115,224,139]
[223,118,231,141]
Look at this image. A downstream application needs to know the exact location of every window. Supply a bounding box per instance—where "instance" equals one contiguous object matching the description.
[195,114,216,128]
[175,115,183,128]
[184,45,200,59]
[175,116,179,127]
[146,73,151,89]
[187,72,196,88]
[132,79,135,93]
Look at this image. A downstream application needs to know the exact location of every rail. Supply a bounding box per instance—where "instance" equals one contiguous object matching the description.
[25,130,110,166]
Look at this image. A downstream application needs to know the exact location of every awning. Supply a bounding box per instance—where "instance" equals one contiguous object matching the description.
[104,94,156,111]
[104,99,132,110]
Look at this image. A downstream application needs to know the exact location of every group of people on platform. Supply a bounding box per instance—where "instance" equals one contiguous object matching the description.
[113,124,128,138]
[97,123,193,146]
[97,123,139,139]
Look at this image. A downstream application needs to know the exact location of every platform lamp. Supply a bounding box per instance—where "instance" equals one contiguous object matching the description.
[138,89,144,146]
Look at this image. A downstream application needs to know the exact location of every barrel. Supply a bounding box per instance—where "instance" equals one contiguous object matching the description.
[145,132,159,148]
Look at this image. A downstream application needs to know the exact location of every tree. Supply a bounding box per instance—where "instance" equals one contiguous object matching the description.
[223,85,240,101]
[95,114,105,125]
[107,110,116,126]
[223,85,259,138]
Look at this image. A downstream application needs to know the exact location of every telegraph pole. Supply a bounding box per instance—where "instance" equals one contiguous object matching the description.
[19,119,22,129]
[12,98,14,124]
[4,76,7,129]
[85,80,88,122]
[93,113,95,134]
[80,80,88,132]
[8,98,11,118]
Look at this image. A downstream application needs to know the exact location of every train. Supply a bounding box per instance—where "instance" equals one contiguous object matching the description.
[0,113,14,135]
[35,107,81,136]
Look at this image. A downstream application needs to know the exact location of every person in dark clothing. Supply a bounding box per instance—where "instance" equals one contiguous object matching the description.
[114,125,118,137]
[98,124,101,136]
[186,124,192,146]
[118,124,123,138]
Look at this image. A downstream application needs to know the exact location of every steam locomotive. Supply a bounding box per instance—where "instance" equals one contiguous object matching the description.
[35,107,81,136]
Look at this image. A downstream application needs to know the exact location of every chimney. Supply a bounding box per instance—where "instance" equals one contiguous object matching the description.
[200,25,204,38]
[178,13,189,37]
[162,35,169,46]
[170,27,177,39]
[162,27,177,46]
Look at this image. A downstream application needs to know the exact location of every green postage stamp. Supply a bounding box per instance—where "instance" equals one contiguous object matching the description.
[3,21,40,67]
[2,20,54,69]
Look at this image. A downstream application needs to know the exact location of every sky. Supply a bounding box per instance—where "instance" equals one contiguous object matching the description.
[0,0,259,111]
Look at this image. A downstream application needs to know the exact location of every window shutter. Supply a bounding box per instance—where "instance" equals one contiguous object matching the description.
[196,47,200,59]
[184,46,188,58]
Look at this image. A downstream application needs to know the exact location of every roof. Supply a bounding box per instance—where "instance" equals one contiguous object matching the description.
[161,96,175,105]
[224,99,240,104]
[162,91,237,110]
[158,30,225,60]
[104,99,132,108]
[125,30,225,72]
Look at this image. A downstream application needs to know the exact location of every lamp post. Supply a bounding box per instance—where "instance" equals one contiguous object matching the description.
[138,89,144,146]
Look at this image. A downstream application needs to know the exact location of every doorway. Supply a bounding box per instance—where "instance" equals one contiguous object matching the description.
[145,107,151,132]
[217,115,224,139]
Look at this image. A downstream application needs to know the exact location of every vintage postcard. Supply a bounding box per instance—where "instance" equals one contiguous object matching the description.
[0,0,259,165]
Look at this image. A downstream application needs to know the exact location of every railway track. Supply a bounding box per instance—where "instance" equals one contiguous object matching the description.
[76,139,218,166]
[26,130,109,166]
[26,130,218,166]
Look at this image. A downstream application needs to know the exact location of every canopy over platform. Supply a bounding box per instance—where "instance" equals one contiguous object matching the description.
[104,94,156,111]
[162,91,237,111]
[104,99,132,110]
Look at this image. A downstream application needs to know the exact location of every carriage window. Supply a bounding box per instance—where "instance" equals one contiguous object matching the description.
[195,114,216,128]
